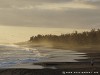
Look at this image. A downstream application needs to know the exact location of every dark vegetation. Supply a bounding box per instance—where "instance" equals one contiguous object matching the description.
[21,29,100,49]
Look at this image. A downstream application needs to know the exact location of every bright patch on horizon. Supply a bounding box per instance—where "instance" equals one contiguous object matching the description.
[0,26,89,43]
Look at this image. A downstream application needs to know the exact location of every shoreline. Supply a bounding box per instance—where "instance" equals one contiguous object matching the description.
[0,44,99,69]
[0,45,99,75]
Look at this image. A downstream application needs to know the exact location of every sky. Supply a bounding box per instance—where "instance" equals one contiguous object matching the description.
[0,0,100,43]
[0,26,89,43]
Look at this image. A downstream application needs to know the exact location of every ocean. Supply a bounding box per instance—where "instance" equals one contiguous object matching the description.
[0,44,87,68]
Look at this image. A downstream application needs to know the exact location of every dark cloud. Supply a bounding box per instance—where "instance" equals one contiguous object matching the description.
[0,0,100,29]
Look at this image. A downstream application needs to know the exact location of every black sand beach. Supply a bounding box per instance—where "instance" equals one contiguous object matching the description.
[0,44,100,75]
[0,63,99,75]
[0,51,100,75]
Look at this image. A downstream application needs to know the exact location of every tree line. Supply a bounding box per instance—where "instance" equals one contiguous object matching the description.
[29,29,100,46]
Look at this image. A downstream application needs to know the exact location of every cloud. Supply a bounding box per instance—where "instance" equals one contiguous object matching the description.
[0,0,97,10]
[0,0,100,29]
[35,2,96,10]
[8,0,97,11]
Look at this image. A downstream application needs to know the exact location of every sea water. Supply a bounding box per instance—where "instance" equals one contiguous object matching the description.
[0,44,87,68]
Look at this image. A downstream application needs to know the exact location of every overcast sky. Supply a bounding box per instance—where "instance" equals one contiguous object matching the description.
[0,0,100,29]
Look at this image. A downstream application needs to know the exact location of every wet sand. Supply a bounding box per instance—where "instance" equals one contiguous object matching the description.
[0,63,99,75]
[0,47,100,75]
[0,52,99,75]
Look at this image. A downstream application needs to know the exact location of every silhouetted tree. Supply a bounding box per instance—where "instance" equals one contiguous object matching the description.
[29,29,100,46]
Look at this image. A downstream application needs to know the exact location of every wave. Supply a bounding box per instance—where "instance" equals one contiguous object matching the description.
[0,44,45,68]
[0,44,88,68]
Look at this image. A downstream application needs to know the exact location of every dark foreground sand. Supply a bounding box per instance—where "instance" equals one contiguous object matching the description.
[0,64,99,75]
[0,62,100,75]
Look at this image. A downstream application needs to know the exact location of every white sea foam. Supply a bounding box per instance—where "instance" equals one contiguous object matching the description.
[0,44,88,68]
